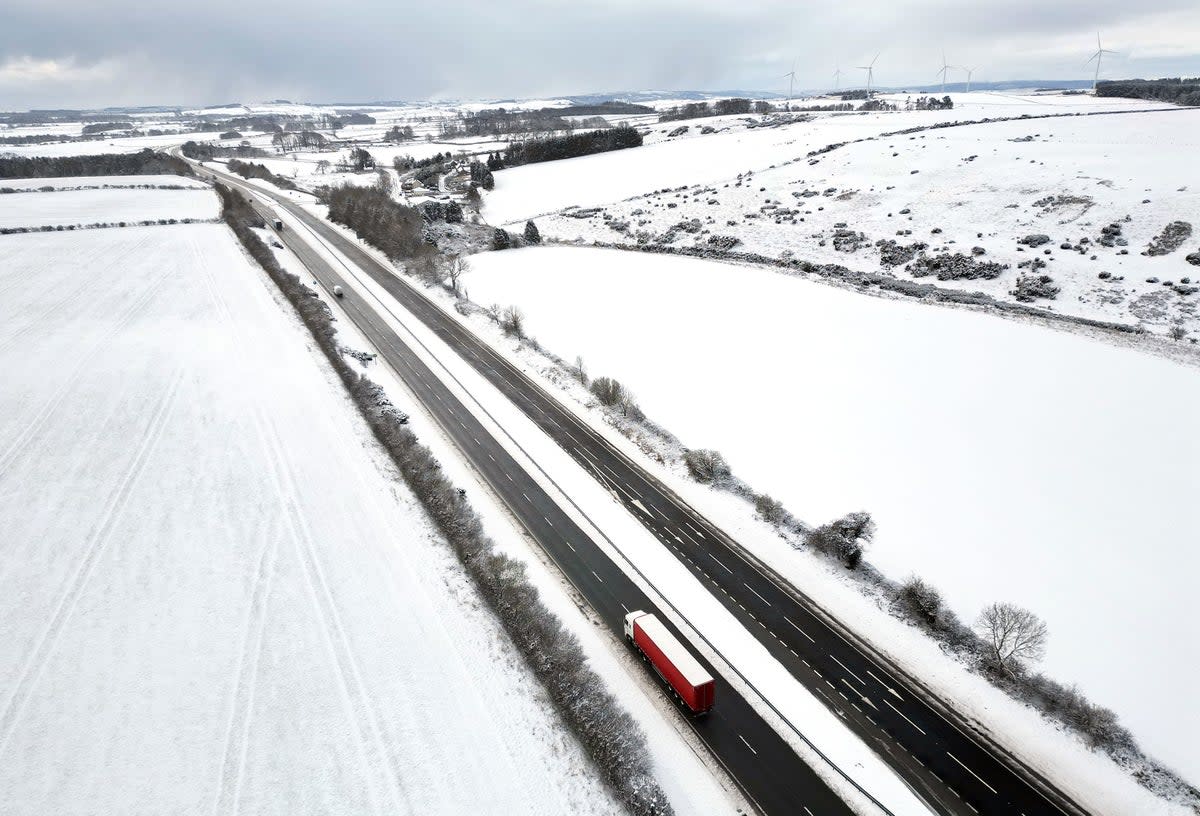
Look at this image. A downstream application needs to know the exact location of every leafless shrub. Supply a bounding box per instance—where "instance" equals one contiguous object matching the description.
[683,449,730,484]
[590,376,625,407]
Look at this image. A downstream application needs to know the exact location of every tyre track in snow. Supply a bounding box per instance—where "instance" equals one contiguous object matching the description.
[188,235,287,816]
[0,364,186,757]
[0,256,172,476]
[0,230,154,357]
[209,513,282,816]
[198,254,411,815]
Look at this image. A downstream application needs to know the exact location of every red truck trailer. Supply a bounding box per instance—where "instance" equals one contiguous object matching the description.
[624,611,715,714]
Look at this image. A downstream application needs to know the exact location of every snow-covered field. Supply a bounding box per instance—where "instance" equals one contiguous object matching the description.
[0,130,225,158]
[462,245,1200,788]
[481,93,1199,339]
[483,92,1164,225]
[0,185,218,228]
[0,174,209,191]
[0,226,621,814]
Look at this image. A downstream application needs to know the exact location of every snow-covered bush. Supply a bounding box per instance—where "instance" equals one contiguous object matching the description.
[683,449,731,484]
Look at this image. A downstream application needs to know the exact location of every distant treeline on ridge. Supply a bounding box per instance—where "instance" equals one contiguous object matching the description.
[1096,77,1200,106]
[499,125,643,167]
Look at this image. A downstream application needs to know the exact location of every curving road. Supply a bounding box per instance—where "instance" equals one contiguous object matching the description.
[192,155,1093,816]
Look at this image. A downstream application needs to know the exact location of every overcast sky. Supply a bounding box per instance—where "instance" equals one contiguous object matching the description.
[2,0,1199,110]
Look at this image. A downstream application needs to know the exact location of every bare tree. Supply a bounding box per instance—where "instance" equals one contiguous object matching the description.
[976,602,1048,673]
[590,376,625,407]
[501,306,524,338]
[572,355,588,386]
[315,159,331,175]
[446,255,469,295]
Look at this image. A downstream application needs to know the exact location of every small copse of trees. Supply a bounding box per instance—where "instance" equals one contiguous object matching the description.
[502,125,642,167]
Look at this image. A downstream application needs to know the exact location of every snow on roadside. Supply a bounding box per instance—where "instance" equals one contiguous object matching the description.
[260,197,937,816]
[0,224,621,815]
[251,217,751,816]
[460,245,1200,809]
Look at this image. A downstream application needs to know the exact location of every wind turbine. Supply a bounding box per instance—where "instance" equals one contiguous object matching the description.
[857,54,879,98]
[959,65,977,93]
[833,66,843,92]
[936,51,951,94]
[782,60,797,108]
[1087,33,1117,91]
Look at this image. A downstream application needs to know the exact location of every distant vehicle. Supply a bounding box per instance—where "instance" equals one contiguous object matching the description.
[272,219,283,230]
[332,285,344,298]
[271,240,283,249]
[624,610,715,714]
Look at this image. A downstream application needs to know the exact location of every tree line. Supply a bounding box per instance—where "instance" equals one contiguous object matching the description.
[0,149,191,179]
[659,98,770,122]
[499,125,643,168]
[216,184,672,816]
[1096,78,1200,106]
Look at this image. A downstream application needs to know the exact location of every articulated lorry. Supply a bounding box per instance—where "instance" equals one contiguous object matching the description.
[624,610,715,714]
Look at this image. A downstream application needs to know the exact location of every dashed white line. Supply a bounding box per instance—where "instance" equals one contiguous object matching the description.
[946,751,998,795]
[743,582,772,606]
[884,699,926,736]
[831,655,865,686]
[784,616,816,642]
[737,734,757,755]
[709,552,733,573]
[591,570,604,584]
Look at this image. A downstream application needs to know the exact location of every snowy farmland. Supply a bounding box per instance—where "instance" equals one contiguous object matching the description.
[485,93,1199,339]
[0,184,219,228]
[462,245,1200,786]
[0,225,621,814]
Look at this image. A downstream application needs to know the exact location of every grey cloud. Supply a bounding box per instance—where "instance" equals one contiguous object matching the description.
[0,0,1197,108]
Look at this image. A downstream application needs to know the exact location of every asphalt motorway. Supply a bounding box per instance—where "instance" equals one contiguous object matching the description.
[199,168,860,816]
[198,160,1090,816]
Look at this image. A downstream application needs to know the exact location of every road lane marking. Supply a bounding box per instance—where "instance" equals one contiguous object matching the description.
[884,699,926,735]
[866,669,903,699]
[737,734,757,755]
[709,552,733,573]
[591,570,604,583]
[784,616,816,642]
[946,751,998,795]
[831,655,865,686]
[522,493,531,503]
[743,582,772,607]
